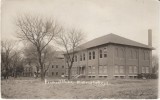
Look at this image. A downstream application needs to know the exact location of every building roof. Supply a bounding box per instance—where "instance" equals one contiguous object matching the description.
[78,33,153,50]
[54,51,64,59]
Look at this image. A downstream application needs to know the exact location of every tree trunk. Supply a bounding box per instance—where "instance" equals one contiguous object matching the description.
[37,49,45,81]
[68,67,71,80]
[41,66,45,81]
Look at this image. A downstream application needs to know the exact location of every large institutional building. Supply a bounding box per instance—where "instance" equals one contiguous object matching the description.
[23,51,65,78]
[64,30,154,79]
[46,51,65,77]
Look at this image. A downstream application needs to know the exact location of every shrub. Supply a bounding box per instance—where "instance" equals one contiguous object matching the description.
[137,73,158,79]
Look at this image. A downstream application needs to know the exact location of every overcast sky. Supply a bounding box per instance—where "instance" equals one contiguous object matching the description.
[1,0,160,54]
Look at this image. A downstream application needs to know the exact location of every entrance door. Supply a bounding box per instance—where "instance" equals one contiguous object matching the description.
[78,66,85,75]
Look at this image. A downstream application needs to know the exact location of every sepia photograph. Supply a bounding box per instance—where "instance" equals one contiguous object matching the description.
[1,0,159,99]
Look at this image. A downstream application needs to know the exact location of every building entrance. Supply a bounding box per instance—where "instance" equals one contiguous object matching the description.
[77,66,85,75]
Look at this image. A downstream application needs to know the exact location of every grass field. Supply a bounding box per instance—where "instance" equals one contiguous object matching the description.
[1,77,158,99]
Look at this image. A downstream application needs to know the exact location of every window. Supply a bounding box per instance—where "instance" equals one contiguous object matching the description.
[104,54,107,57]
[52,72,54,76]
[129,66,133,73]
[56,65,58,68]
[99,66,107,74]
[103,66,107,73]
[99,66,103,74]
[119,48,124,58]
[88,66,92,74]
[56,72,58,75]
[136,51,138,59]
[92,66,95,74]
[115,65,119,73]
[104,48,107,58]
[75,55,77,62]
[130,49,133,59]
[62,66,64,68]
[145,51,149,60]
[120,66,124,73]
[99,50,102,58]
[88,66,95,74]
[133,66,137,73]
[72,68,77,75]
[89,52,91,60]
[52,65,54,68]
[93,51,95,59]
[143,51,145,60]
[83,53,85,60]
[80,54,82,61]
[146,67,149,73]
[142,66,149,73]
[115,48,118,57]
[129,66,137,74]
[132,50,137,59]
[142,67,145,73]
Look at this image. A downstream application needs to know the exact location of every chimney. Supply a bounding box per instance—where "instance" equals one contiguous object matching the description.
[148,29,152,47]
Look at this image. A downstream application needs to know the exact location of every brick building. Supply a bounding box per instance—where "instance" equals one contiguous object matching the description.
[23,64,33,77]
[46,51,65,78]
[64,30,154,79]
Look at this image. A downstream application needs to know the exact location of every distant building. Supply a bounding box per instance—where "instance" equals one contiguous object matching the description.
[64,29,154,79]
[46,51,65,78]
[23,64,32,77]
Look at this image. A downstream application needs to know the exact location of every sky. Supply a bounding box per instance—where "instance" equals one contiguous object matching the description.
[1,0,160,54]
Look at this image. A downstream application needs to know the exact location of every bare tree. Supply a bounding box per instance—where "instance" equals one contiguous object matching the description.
[1,40,17,79]
[11,50,24,78]
[16,15,61,81]
[152,55,159,74]
[23,43,39,75]
[23,43,56,78]
[42,46,56,77]
[56,28,84,80]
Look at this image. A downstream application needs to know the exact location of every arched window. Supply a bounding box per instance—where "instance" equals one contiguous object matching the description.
[130,49,133,59]
[80,54,82,61]
[143,50,145,60]
[83,53,85,60]
[119,48,124,58]
[92,51,95,59]
[103,48,108,58]
[145,51,149,60]
[89,52,91,60]
[132,49,137,59]
[115,48,118,57]
[136,50,138,59]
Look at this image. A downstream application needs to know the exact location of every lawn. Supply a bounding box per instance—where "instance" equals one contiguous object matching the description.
[1,77,158,99]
